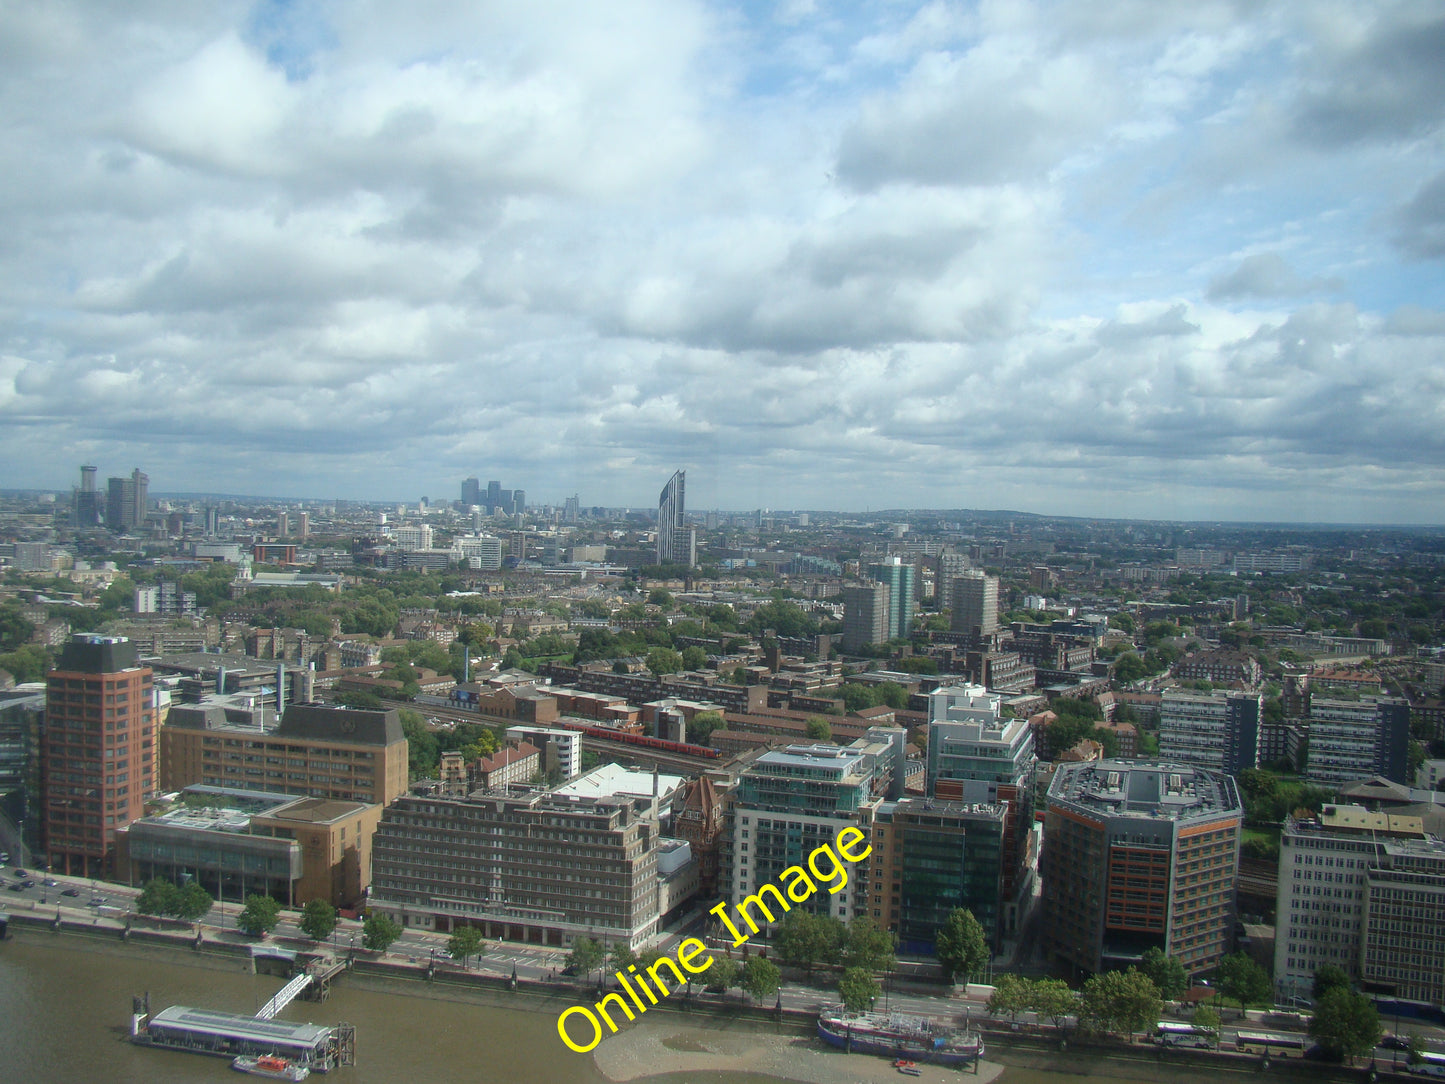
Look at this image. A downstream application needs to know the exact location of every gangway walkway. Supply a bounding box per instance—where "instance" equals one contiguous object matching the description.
[254,972,313,1020]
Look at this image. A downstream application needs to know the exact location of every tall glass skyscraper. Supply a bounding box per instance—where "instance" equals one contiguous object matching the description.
[868,557,915,640]
[657,469,691,565]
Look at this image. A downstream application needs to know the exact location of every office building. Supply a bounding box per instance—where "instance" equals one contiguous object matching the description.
[563,495,580,523]
[454,534,504,570]
[926,684,1037,936]
[656,469,691,566]
[370,787,662,948]
[43,634,156,875]
[117,786,382,909]
[951,572,999,638]
[1275,804,1445,1007]
[860,796,1008,955]
[1042,760,1243,978]
[868,557,916,640]
[461,477,481,508]
[1158,690,1261,775]
[728,744,879,924]
[0,689,45,855]
[841,582,889,654]
[1305,696,1412,787]
[159,703,409,806]
[105,468,149,532]
[486,480,502,512]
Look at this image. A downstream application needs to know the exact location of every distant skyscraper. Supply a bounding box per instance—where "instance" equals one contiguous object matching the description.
[563,495,580,523]
[511,489,525,514]
[842,582,889,653]
[486,480,501,512]
[461,477,481,507]
[277,511,289,537]
[104,468,148,532]
[73,464,102,527]
[657,470,692,566]
[951,571,999,637]
[868,557,916,640]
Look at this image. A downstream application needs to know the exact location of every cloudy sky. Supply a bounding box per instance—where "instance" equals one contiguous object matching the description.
[2,1,1443,523]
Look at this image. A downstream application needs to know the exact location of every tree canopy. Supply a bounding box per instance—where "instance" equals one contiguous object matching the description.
[934,908,989,984]
[1309,987,1381,1063]
[362,912,402,952]
[1079,968,1162,1036]
[838,966,879,1012]
[236,894,282,937]
[741,955,781,1004]
[299,898,338,941]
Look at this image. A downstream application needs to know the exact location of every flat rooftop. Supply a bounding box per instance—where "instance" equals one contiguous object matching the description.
[1049,759,1241,820]
[149,1005,332,1047]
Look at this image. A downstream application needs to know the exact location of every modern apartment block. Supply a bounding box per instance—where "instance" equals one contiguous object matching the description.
[1274,804,1445,1006]
[160,703,409,806]
[841,582,889,654]
[0,688,45,855]
[727,744,879,925]
[1304,696,1411,787]
[860,796,1008,955]
[868,557,916,640]
[1158,690,1261,774]
[105,468,149,532]
[370,788,663,949]
[43,634,156,875]
[925,684,1037,936]
[1042,760,1243,978]
[505,725,582,780]
[950,571,999,638]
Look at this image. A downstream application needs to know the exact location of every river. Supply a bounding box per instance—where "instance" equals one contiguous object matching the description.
[0,928,1266,1084]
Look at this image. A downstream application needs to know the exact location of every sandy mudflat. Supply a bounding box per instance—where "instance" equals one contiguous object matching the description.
[593,1019,1004,1084]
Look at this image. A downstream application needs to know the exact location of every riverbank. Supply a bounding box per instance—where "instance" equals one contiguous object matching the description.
[0,918,1385,1084]
[595,1020,1005,1084]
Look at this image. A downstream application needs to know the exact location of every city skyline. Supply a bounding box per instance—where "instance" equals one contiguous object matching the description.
[1,3,1442,523]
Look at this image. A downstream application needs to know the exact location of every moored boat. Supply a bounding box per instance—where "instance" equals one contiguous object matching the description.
[232,1053,311,1081]
[818,1007,983,1066]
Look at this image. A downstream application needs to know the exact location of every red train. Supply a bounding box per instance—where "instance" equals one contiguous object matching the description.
[558,720,721,760]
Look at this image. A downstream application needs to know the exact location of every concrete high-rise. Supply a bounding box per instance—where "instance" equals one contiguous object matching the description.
[657,469,691,566]
[950,571,999,638]
[1158,690,1261,775]
[841,582,889,654]
[868,557,916,640]
[461,477,481,507]
[73,465,102,527]
[43,634,156,875]
[105,468,149,532]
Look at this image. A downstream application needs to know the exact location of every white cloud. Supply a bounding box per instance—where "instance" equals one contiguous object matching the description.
[0,0,1442,521]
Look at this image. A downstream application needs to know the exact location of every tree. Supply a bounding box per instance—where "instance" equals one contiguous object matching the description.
[1140,947,1188,999]
[448,925,485,968]
[838,966,880,1012]
[1309,987,1381,1064]
[1079,968,1162,1037]
[608,942,638,975]
[775,911,844,975]
[136,878,181,917]
[687,710,725,745]
[1312,963,1351,1001]
[804,716,832,742]
[680,645,708,671]
[934,908,989,985]
[1193,1003,1221,1042]
[236,894,282,937]
[362,912,402,952]
[646,647,684,678]
[988,973,1030,1022]
[175,881,214,922]
[703,954,739,993]
[841,917,895,973]
[299,899,338,941]
[568,936,606,985]
[741,955,781,1004]
[1215,951,1270,1014]
[1030,978,1078,1029]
